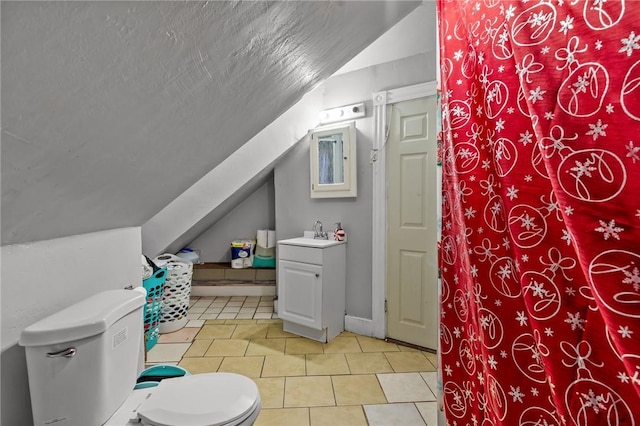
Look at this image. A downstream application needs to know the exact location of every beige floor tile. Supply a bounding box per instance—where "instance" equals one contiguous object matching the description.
[306,354,350,376]
[246,338,286,356]
[188,307,206,313]
[385,352,435,372]
[204,319,228,324]
[225,319,258,325]
[423,351,438,369]
[398,344,421,352]
[195,324,237,339]
[204,338,249,357]
[310,406,368,426]
[262,355,306,377]
[322,336,362,353]
[332,375,387,405]
[266,324,297,338]
[222,306,241,313]
[286,338,324,355]
[377,372,436,402]
[217,313,237,320]
[253,377,285,409]
[178,356,223,374]
[255,408,309,426]
[157,327,201,343]
[257,318,283,324]
[146,343,191,362]
[183,339,213,357]
[232,324,269,339]
[254,312,274,319]
[284,376,335,407]
[356,336,400,352]
[345,353,393,374]
[218,356,265,378]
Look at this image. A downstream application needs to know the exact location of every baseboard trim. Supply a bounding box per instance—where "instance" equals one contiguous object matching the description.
[191,285,276,297]
[344,315,374,337]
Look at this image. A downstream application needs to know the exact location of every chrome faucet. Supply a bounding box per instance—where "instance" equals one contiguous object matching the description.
[313,220,328,239]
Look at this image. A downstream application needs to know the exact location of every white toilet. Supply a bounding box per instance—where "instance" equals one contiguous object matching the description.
[19,288,261,426]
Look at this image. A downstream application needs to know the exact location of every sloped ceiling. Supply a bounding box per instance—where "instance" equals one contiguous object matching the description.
[1,0,420,245]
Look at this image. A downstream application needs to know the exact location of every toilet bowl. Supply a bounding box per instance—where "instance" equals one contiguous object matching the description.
[19,288,261,426]
[106,373,261,426]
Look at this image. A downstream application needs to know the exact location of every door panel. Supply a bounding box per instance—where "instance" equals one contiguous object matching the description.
[386,96,438,350]
[278,260,323,330]
[399,250,427,325]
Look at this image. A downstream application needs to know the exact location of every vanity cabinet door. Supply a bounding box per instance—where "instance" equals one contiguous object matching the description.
[278,260,323,330]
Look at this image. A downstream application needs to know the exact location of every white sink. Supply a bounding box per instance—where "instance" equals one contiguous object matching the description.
[278,236,344,248]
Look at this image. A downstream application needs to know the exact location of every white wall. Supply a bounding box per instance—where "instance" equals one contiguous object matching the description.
[1,227,142,425]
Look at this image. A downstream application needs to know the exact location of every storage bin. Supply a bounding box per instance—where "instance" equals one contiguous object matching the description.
[154,254,193,334]
[142,268,166,351]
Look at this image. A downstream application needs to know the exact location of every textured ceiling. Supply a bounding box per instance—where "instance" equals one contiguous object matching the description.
[1,1,420,245]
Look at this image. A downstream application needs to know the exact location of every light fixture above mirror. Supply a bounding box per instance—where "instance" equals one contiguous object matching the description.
[318,102,365,125]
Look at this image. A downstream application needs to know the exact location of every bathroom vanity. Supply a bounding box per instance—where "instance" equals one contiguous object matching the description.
[277,237,346,342]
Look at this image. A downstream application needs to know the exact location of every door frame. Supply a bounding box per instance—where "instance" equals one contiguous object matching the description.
[371,81,437,339]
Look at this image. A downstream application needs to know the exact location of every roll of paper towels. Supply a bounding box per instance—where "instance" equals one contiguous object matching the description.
[257,229,268,248]
[267,230,276,248]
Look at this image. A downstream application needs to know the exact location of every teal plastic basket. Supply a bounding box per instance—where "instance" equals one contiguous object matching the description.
[134,364,190,389]
[142,268,166,351]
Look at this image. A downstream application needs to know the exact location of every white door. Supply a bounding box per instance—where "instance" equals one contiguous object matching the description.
[278,260,323,330]
[386,96,438,350]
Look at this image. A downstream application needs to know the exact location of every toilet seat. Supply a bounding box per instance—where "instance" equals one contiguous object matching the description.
[138,373,260,426]
[107,372,261,426]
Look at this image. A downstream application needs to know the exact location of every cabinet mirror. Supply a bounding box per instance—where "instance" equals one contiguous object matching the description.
[309,121,357,198]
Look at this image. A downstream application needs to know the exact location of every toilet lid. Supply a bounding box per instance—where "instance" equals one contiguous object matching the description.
[137,373,260,426]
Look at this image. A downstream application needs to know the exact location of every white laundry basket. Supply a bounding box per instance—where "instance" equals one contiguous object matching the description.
[153,254,193,334]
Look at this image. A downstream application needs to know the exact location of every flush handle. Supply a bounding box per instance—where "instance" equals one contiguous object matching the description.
[46,347,77,358]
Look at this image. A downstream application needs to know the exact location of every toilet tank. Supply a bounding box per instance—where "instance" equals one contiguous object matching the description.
[19,288,146,426]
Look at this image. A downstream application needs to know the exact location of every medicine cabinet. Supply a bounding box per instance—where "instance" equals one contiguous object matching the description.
[309,121,357,198]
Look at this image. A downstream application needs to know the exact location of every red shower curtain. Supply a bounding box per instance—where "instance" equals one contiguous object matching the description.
[437,1,640,424]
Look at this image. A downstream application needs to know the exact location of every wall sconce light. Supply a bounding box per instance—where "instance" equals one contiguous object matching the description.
[319,102,366,125]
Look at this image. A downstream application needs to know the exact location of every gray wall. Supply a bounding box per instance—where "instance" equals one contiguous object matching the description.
[187,175,276,262]
[275,53,435,320]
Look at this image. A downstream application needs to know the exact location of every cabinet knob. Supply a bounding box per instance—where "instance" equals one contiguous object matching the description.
[315,273,320,277]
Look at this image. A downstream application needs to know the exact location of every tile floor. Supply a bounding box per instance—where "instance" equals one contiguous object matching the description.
[147,296,439,426]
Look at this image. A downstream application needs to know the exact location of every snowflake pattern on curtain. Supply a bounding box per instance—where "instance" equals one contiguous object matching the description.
[437,1,640,424]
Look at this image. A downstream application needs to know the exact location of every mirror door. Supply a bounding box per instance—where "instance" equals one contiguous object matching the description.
[310,122,357,198]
